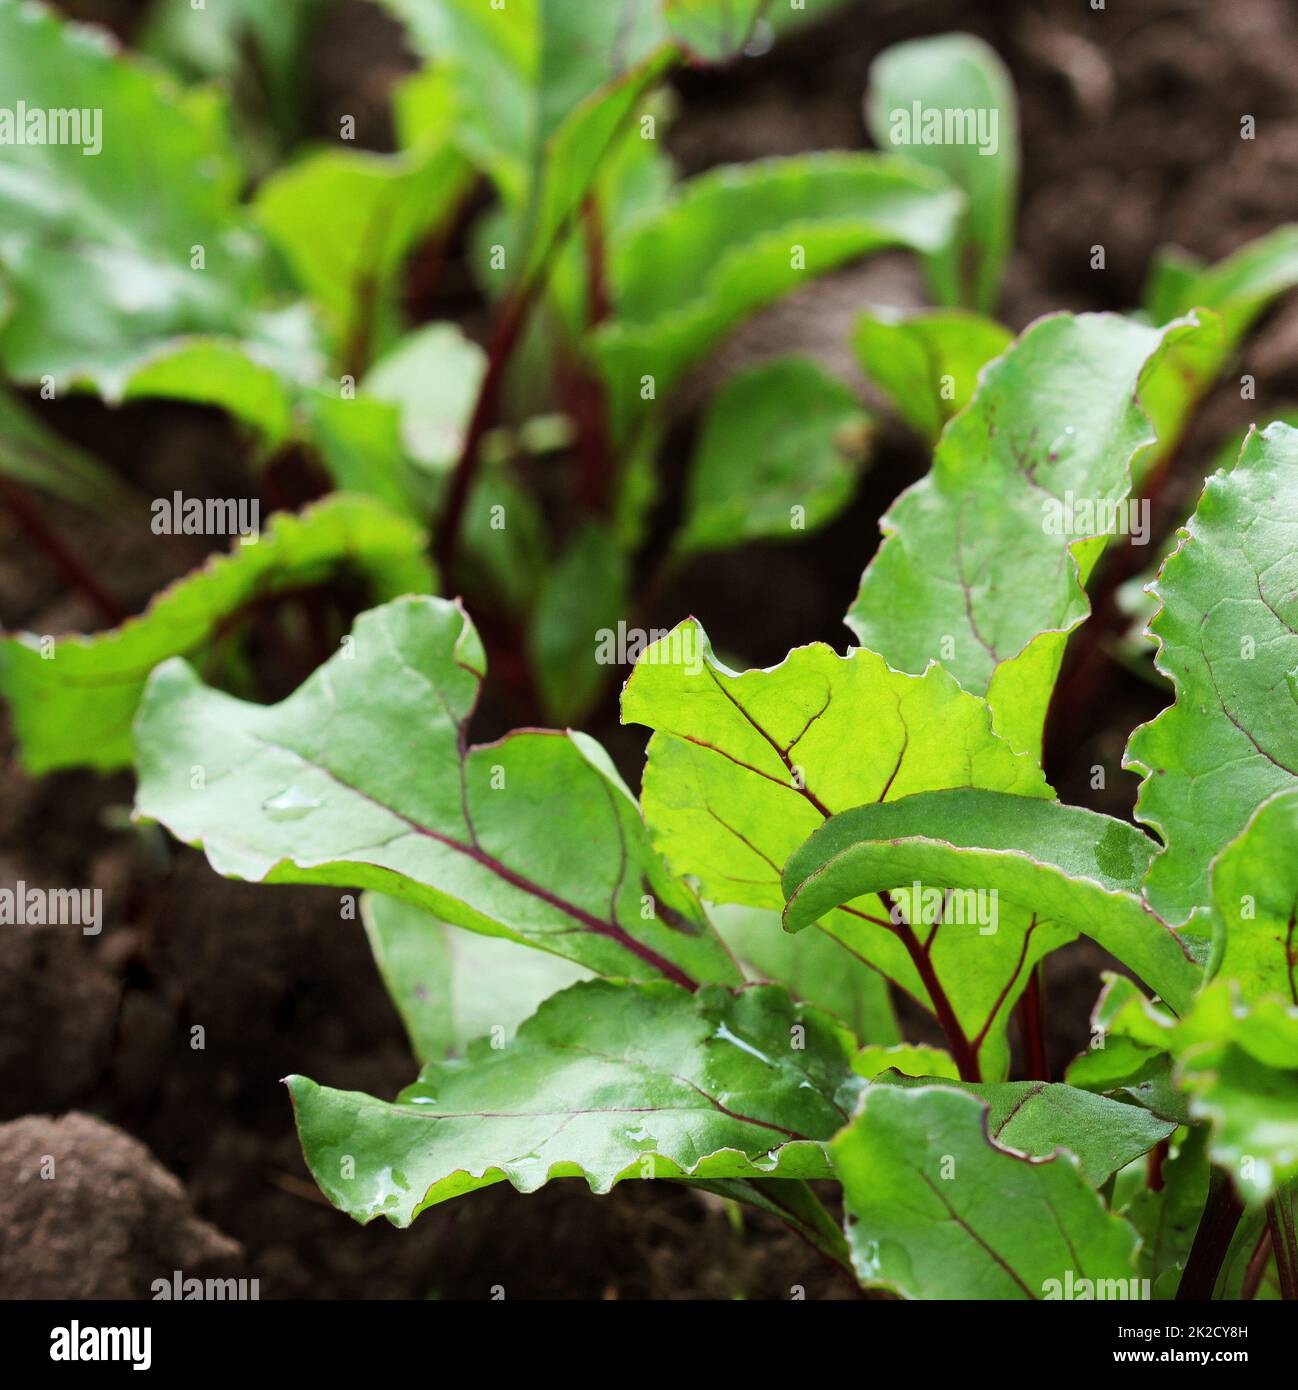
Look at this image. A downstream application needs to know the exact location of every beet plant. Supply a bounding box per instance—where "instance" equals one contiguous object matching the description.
[130,335,1298,1299]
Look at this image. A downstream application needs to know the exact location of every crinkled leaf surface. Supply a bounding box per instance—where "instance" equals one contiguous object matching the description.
[0,1,296,393]
[846,312,1207,758]
[134,595,738,988]
[675,356,872,556]
[853,306,1011,444]
[833,1084,1140,1298]
[361,891,589,1063]
[288,978,858,1224]
[865,33,1017,312]
[709,903,898,1046]
[593,154,962,441]
[622,619,1058,1078]
[782,789,1203,1013]
[1203,787,1298,1004]
[876,1072,1176,1186]
[1126,422,1298,925]
[0,494,432,774]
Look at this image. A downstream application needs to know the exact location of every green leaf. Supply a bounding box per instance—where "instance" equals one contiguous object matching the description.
[1172,983,1298,1206]
[255,143,471,365]
[875,1073,1176,1186]
[865,34,1018,312]
[674,357,873,556]
[0,383,134,508]
[120,336,302,451]
[1139,228,1298,473]
[710,903,899,1045]
[1116,1127,1210,1292]
[1073,977,1298,1206]
[287,978,859,1224]
[852,307,1011,444]
[361,323,486,473]
[593,153,963,442]
[661,0,762,61]
[854,1044,958,1081]
[0,494,432,774]
[621,619,1060,1078]
[0,1,294,393]
[1202,788,1298,1004]
[529,524,630,724]
[781,789,1203,1014]
[140,0,329,164]
[299,389,424,518]
[134,595,738,988]
[845,311,1209,759]
[380,0,671,265]
[1126,422,1298,925]
[361,891,589,1063]
[832,1084,1140,1298]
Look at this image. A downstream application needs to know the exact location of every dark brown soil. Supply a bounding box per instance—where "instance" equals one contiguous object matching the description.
[3,0,1298,1299]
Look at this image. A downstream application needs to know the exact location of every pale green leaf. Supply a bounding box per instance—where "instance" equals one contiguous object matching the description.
[833,1084,1140,1298]
[288,978,859,1224]
[710,903,899,1045]
[593,154,963,442]
[361,891,589,1063]
[1126,422,1298,925]
[865,34,1017,312]
[675,356,872,556]
[852,306,1011,444]
[845,311,1209,758]
[621,618,1059,1078]
[134,595,739,987]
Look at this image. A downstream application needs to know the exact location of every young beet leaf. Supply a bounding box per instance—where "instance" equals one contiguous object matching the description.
[591,154,963,443]
[845,311,1209,758]
[832,1085,1141,1299]
[288,978,860,1227]
[780,788,1203,1014]
[132,594,738,988]
[0,493,432,774]
[865,33,1018,313]
[852,306,1012,445]
[673,356,874,558]
[1126,422,1298,925]
[0,1,313,395]
[621,618,1060,1081]
[360,891,590,1064]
